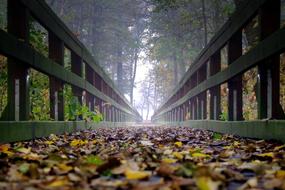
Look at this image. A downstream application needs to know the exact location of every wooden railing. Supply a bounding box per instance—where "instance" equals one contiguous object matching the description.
[152,0,285,142]
[0,0,141,142]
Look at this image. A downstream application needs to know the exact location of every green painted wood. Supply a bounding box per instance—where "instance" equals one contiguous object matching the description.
[0,30,136,117]
[0,121,138,143]
[19,0,137,114]
[153,27,285,118]
[155,0,267,113]
[162,120,285,143]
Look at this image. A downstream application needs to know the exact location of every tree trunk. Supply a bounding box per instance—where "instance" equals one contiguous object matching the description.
[173,55,178,85]
[201,0,208,46]
[116,47,123,92]
[130,48,138,105]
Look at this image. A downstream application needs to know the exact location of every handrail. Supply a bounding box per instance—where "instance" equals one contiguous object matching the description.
[154,0,267,115]
[20,0,136,113]
[0,0,141,122]
[152,0,284,122]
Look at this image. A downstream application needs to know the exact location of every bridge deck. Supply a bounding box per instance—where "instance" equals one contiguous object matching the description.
[0,126,284,189]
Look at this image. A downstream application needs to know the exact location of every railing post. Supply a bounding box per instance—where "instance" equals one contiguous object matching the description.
[209,51,221,120]
[257,0,284,119]
[49,33,64,121]
[198,65,207,119]
[6,0,30,121]
[85,64,94,111]
[94,73,103,113]
[228,30,243,121]
[71,52,83,106]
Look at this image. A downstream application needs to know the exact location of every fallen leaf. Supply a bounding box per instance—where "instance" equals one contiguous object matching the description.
[172,152,183,160]
[174,142,182,147]
[140,140,154,146]
[276,170,285,179]
[162,158,177,164]
[192,152,210,158]
[46,178,70,187]
[125,169,151,180]
[196,177,221,190]
[16,147,31,154]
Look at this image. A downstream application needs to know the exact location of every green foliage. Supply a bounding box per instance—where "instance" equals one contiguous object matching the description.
[29,22,50,120]
[64,86,103,123]
[0,56,7,118]
[213,132,222,140]
[219,112,228,121]
[0,0,7,31]
[29,21,48,57]
[86,155,104,165]
[29,70,50,121]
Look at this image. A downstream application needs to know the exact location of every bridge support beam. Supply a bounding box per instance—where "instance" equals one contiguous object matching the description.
[257,0,284,119]
[6,0,30,121]
[85,64,94,111]
[94,73,103,113]
[49,33,64,121]
[71,52,83,108]
[198,65,207,119]
[228,31,243,121]
[209,51,221,120]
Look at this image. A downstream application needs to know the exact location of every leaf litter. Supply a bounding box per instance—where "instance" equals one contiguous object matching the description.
[0,126,285,190]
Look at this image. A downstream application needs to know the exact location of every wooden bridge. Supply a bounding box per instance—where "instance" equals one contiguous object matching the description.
[0,0,285,144]
[152,0,285,142]
[0,0,141,143]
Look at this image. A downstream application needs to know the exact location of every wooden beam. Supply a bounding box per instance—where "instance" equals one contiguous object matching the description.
[155,0,268,113]
[228,31,243,121]
[209,51,221,120]
[6,0,30,121]
[49,33,64,121]
[153,27,285,117]
[257,0,284,119]
[71,51,83,107]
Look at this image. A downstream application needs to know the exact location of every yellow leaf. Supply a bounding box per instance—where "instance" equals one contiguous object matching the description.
[274,145,285,151]
[47,178,69,187]
[0,144,14,156]
[57,164,73,172]
[233,141,240,146]
[162,158,177,164]
[45,141,54,145]
[276,170,285,179]
[16,147,31,154]
[124,170,150,180]
[192,153,210,158]
[258,152,274,158]
[174,142,182,147]
[70,139,88,147]
[92,140,98,144]
[196,177,221,190]
[23,153,41,160]
[172,152,183,160]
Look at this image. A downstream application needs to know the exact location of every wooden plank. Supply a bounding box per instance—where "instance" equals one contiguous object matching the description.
[0,121,138,143]
[153,27,285,117]
[227,31,243,121]
[71,51,83,105]
[164,120,285,143]
[209,51,221,120]
[155,0,268,113]
[257,0,284,119]
[49,32,64,121]
[6,0,30,121]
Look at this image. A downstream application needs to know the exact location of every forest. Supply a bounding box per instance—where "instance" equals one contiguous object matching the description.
[1,0,285,120]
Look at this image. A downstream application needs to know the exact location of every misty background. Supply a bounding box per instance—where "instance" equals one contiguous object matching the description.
[44,0,239,120]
